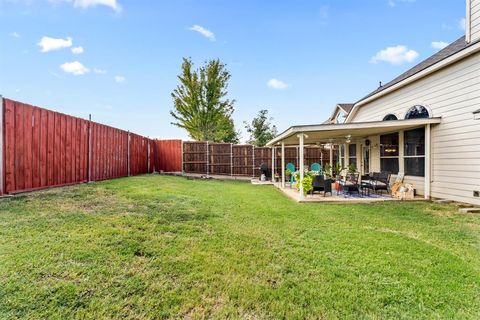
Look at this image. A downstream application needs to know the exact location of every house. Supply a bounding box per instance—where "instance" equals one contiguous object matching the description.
[267,0,480,205]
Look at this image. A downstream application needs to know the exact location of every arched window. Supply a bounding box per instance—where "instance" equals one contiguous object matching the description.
[405,105,430,119]
[383,114,398,121]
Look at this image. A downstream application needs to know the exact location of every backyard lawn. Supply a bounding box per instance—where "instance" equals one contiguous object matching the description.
[0,175,479,319]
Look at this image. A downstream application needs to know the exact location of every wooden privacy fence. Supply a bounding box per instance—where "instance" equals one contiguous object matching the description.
[182,141,335,177]
[0,98,180,195]
[154,139,182,172]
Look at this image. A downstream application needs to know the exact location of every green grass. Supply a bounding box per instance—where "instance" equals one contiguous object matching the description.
[0,175,479,319]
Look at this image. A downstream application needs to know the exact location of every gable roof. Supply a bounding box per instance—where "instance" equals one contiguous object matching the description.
[358,36,470,103]
[337,103,354,114]
[324,103,355,124]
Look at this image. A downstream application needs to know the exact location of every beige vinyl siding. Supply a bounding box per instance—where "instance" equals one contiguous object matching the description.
[351,52,480,205]
[471,0,480,42]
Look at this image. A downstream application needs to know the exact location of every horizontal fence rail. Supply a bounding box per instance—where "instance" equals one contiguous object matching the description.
[182,141,335,178]
[0,98,180,195]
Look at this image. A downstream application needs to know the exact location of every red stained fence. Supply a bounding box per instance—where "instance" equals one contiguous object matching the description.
[154,139,182,172]
[90,122,129,181]
[0,98,171,195]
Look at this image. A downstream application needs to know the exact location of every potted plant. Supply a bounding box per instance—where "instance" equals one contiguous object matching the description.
[324,163,332,178]
[348,163,357,174]
[294,171,313,195]
[285,168,293,181]
[332,162,343,179]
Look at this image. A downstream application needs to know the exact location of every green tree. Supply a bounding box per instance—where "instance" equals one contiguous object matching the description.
[170,57,239,142]
[244,109,278,147]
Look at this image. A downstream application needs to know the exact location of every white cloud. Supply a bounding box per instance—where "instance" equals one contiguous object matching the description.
[188,25,216,41]
[38,36,72,52]
[60,61,89,75]
[431,41,449,50]
[71,46,84,54]
[459,17,466,31]
[267,78,289,90]
[50,0,121,12]
[9,32,20,38]
[114,75,125,83]
[93,68,107,74]
[369,45,419,65]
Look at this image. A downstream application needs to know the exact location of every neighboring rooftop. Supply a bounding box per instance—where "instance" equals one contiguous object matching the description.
[358,36,471,103]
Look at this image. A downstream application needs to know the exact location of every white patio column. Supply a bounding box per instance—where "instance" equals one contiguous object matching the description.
[281,142,285,188]
[271,146,275,182]
[344,144,349,168]
[424,124,431,200]
[399,130,405,174]
[298,133,305,199]
[329,142,333,176]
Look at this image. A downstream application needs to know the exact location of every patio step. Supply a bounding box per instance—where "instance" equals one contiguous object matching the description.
[433,199,453,204]
[458,207,480,213]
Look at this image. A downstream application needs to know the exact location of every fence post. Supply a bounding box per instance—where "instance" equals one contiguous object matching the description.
[230,143,233,176]
[88,114,92,182]
[206,141,209,176]
[252,145,255,178]
[0,96,4,195]
[271,146,275,182]
[127,131,131,176]
[147,137,150,173]
[181,140,184,175]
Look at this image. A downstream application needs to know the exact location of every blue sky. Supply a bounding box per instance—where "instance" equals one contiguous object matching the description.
[0,0,466,141]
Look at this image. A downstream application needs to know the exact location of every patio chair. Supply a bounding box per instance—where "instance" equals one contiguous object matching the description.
[361,172,377,195]
[311,175,332,197]
[374,172,391,194]
[340,173,361,197]
[310,162,322,173]
[286,163,295,185]
[362,172,391,195]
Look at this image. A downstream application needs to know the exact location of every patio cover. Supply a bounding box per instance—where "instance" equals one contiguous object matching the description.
[266,118,441,146]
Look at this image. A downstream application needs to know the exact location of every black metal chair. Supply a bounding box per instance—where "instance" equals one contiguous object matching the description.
[374,172,391,194]
[340,173,361,197]
[311,175,332,197]
[362,172,391,195]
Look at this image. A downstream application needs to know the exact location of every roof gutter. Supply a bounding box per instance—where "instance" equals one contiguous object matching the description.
[345,40,480,123]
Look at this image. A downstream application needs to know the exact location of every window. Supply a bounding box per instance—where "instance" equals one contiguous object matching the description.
[348,144,357,168]
[404,128,425,176]
[380,133,399,173]
[405,105,429,119]
[335,110,347,124]
[383,114,398,121]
